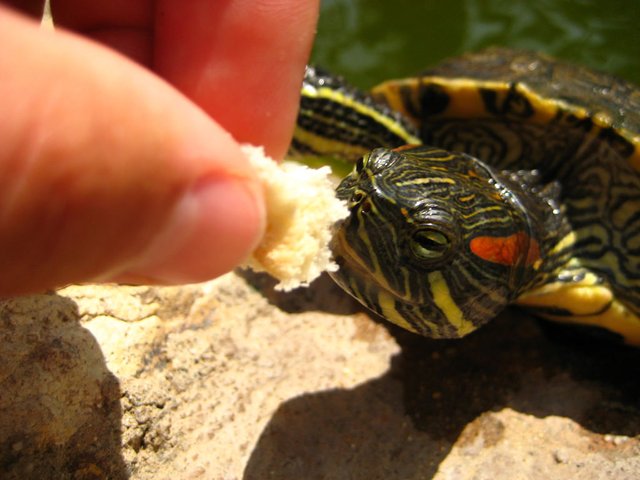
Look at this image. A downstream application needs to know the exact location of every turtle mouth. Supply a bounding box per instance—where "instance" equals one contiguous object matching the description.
[329,227,373,284]
[330,231,439,336]
[329,225,420,307]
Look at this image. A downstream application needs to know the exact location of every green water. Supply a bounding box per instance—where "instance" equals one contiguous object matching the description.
[311,0,640,87]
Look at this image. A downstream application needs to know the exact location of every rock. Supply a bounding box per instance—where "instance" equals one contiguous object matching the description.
[0,272,638,479]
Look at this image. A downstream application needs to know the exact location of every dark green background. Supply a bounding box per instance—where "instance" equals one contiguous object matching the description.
[311,0,640,87]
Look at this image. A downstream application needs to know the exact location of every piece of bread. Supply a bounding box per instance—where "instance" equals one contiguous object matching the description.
[241,145,349,291]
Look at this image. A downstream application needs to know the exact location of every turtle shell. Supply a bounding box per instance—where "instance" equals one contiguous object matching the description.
[370,48,640,344]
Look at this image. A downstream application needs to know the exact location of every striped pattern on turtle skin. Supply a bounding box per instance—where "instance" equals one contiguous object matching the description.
[292,48,640,345]
[290,66,421,162]
[331,145,569,339]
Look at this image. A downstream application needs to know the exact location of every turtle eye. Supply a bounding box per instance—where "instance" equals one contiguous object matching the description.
[410,228,452,261]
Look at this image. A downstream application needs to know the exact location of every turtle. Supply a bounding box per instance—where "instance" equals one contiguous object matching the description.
[290,47,640,346]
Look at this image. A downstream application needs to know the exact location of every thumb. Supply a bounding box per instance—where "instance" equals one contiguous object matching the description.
[0,8,265,295]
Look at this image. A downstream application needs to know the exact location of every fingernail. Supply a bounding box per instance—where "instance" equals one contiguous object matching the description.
[128,176,265,283]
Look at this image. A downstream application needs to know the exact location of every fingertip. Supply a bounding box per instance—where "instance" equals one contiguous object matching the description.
[120,174,266,284]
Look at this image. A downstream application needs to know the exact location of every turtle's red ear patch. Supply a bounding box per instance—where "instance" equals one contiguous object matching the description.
[470,231,540,267]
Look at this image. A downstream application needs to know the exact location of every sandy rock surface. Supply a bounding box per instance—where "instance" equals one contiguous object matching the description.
[0,271,638,479]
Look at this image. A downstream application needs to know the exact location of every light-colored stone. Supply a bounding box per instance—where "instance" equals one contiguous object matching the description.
[0,272,638,479]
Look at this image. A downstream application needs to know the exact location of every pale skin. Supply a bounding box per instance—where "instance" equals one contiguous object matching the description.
[0,1,320,295]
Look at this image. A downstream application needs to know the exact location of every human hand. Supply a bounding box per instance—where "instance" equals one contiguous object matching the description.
[0,1,319,295]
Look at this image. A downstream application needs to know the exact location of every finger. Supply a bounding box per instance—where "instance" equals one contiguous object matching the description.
[3,0,154,64]
[40,0,154,65]
[0,7,265,295]
[4,1,320,158]
[154,0,320,159]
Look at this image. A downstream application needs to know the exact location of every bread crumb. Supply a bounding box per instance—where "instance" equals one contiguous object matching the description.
[241,145,349,291]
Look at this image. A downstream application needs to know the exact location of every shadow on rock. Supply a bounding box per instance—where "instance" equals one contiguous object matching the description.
[244,309,640,480]
[243,371,444,480]
[392,310,640,439]
[238,269,364,315]
[0,293,126,480]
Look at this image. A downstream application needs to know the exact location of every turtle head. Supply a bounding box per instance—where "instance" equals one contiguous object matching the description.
[331,145,549,339]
